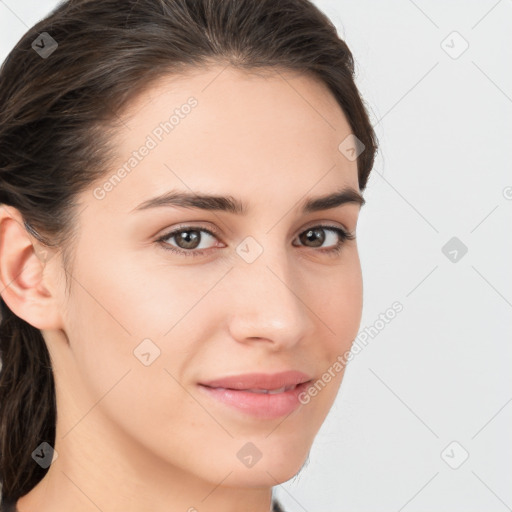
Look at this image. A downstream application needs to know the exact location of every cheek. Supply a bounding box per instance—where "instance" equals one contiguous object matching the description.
[61,254,179,399]
[62,257,205,451]
[63,250,221,405]
[70,254,204,340]
[294,255,362,409]
[305,254,363,350]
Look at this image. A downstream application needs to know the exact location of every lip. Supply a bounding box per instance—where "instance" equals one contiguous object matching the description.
[198,371,313,419]
[200,370,312,390]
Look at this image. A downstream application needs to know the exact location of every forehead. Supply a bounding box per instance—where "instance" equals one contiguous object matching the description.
[123,64,345,124]
[87,65,359,215]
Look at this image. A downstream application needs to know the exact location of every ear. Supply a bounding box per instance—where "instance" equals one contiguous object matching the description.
[0,205,63,331]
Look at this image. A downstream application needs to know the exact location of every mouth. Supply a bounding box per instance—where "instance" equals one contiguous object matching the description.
[201,383,302,394]
[197,373,314,419]
[199,370,313,392]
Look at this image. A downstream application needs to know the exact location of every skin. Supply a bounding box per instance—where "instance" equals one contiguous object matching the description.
[0,65,364,512]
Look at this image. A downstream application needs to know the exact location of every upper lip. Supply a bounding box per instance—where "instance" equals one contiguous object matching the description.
[199,370,313,391]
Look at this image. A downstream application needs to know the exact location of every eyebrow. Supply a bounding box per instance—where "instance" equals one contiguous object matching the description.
[130,186,365,215]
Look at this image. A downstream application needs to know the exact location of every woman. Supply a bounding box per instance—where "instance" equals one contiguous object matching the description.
[0,0,378,510]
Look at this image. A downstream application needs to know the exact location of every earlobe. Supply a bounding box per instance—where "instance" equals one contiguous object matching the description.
[0,205,62,330]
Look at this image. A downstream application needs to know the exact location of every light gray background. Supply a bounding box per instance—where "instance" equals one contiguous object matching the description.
[1,1,511,511]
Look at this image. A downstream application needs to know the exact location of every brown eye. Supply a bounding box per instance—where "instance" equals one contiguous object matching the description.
[157,226,220,257]
[299,227,326,247]
[173,229,202,250]
[295,225,354,252]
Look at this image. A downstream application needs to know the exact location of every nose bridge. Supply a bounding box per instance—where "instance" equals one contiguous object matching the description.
[226,243,314,345]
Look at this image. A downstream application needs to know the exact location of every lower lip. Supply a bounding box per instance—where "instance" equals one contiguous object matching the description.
[197,381,312,419]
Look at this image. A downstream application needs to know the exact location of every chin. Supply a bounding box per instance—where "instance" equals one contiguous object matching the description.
[213,441,312,488]
[221,461,309,489]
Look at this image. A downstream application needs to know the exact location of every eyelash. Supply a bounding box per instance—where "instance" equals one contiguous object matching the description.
[155,224,355,258]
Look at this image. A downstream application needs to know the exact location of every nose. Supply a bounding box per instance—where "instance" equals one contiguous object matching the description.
[225,250,315,350]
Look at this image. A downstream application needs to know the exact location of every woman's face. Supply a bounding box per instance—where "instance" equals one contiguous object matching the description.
[49,65,364,489]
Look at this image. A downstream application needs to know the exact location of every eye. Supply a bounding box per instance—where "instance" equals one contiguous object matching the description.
[293,224,355,255]
[156,226,220,257]
[155,224,355,258]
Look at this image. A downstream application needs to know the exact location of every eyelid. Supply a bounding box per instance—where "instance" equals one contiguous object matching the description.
[156,223,222,245]
[301,218,351,233]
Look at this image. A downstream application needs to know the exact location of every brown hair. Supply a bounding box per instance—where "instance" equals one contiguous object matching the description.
[0,0,378,502]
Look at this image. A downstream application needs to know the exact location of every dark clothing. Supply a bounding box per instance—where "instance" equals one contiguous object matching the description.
[272,498,286,511]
